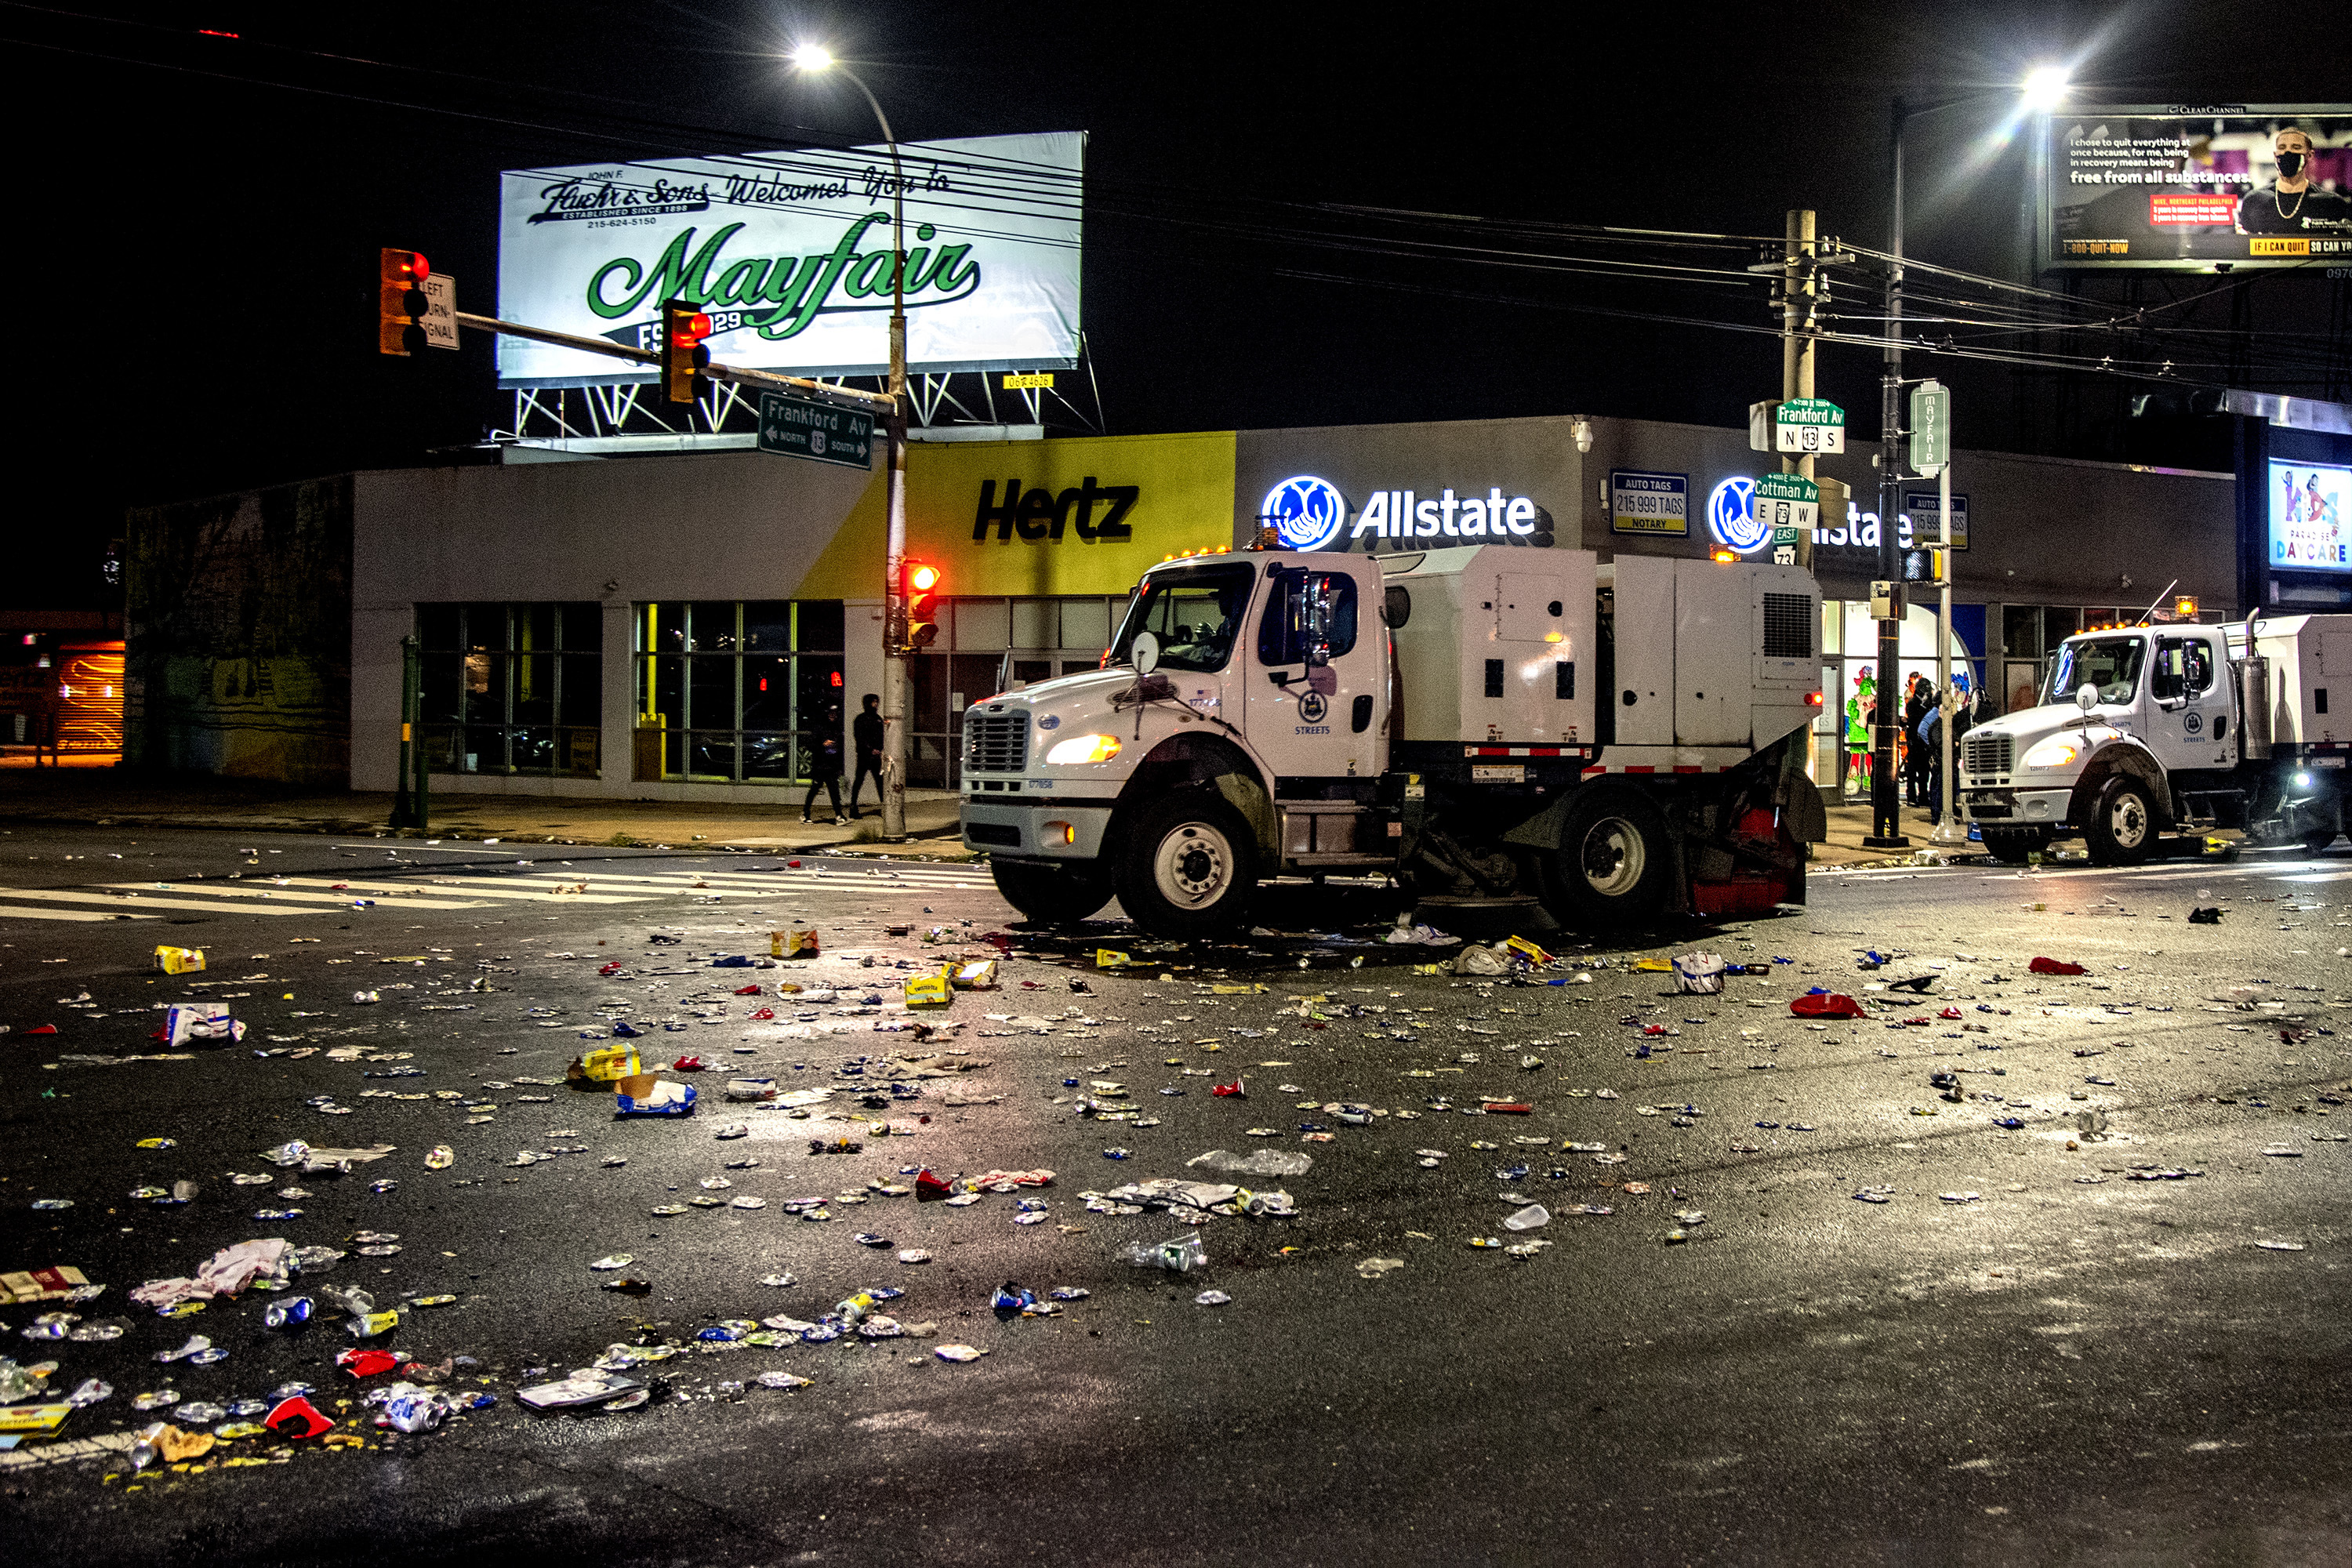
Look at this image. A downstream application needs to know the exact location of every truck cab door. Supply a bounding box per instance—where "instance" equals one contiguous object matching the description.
[1247,560,1387,782]
[2148,630,2230,770]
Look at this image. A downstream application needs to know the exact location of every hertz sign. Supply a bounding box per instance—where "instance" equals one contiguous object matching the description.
[971,477,1140,543]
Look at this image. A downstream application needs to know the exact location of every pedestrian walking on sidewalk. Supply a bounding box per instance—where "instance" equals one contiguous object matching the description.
[804,703,846,824]
[848,693,884,819]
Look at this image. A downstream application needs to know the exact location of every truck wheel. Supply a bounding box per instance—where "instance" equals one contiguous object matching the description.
[990,861,1112,925]
[1538,789,1672,929]
[2083,777,2155,866]
[1114,792,1260,938]
[1979,826,2052,865]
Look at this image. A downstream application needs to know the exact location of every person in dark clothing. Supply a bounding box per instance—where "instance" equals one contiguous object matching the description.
[848,692,884,819]
[2235,128,2352,235]
[1921,684,1978,826]
[803,704,845,824]
[1902,675,1932,807]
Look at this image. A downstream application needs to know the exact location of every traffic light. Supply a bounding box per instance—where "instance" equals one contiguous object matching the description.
[662,298,711,404]
[902,560,942,652]
[379,249,429,355]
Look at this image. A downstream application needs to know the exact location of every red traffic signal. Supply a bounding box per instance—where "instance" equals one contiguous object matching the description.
[901,560,942,651]
[379,249,430,356]
[662,299,712,405]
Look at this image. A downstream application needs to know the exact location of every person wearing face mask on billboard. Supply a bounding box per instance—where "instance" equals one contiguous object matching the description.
[2236,128,2351,234]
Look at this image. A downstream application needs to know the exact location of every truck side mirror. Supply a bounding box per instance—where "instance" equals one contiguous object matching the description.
[1132,632,1160,677]
[2076,682,2099,713]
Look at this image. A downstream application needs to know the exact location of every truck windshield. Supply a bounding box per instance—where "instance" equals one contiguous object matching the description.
[1109,562,1258,674]
[2045,636,2145,706]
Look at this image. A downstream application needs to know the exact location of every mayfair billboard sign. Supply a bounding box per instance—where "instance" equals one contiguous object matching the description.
[496,132,1084,387]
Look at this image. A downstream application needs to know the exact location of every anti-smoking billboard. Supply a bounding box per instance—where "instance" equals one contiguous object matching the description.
[497,132,1083,387]
[2038,105,2352,270]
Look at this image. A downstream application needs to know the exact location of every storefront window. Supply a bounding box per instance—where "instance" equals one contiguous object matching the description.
[633,601,843,783]
[419,603,601,776]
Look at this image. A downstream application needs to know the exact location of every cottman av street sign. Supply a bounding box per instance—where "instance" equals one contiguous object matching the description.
[1754,471,1820,543]
[1775,397,1845,454]
[757,391,875,469]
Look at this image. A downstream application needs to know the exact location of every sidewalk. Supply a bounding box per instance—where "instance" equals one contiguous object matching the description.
[1813,800,1983,869]
[0,768,974,858]
[0,765,1977,870]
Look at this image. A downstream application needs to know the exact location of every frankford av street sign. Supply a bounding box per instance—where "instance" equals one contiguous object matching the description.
[1775,397,1845,454]
[757,392,876,469]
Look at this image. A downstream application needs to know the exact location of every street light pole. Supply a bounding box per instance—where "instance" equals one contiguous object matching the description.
[837,67,912,842]
[796,49,912,840]
[1867,98,1911,850]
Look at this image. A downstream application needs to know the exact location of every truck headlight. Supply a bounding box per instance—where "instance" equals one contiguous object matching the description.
[1044,733,1122,765]
[2021,737,2080,771]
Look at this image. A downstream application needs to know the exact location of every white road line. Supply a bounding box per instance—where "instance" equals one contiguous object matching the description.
[96,882,494,911]
[0,902,158,923]
[267,877,652,905]
[0,887,322,917]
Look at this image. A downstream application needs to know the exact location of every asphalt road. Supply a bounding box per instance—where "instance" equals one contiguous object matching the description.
[2,823,2350,1566]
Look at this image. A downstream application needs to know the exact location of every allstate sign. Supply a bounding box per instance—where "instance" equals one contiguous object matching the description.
[1260,475,1350,552]
[1706,476,1768,554]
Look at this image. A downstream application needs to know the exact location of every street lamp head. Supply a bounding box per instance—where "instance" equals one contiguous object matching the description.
[789,43,834,71]
[2020,64,2070,112]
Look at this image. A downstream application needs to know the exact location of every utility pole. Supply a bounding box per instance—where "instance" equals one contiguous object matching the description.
[1867,100,1911,849]
[1781,209,1818,573]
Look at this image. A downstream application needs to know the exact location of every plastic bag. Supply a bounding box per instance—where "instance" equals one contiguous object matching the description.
[1453,944,1511,977]
[1671,952,1726,995]
[1186,1148,1313,1177]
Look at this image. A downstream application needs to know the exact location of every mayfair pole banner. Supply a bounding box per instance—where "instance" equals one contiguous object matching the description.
[497,132,1084,387]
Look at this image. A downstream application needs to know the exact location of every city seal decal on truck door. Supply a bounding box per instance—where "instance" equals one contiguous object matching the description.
[2185,712,2202,735]
[1297,691,1329,726]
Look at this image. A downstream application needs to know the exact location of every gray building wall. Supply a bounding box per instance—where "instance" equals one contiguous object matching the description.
[351,454,882,799]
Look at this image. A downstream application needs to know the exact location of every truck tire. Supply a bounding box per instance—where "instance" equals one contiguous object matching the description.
[2083,776,2155,866]
[1113,791,1260,938]
[990,861,1113,926]
[1537,789,1673,930]
[1979,826,2052,865]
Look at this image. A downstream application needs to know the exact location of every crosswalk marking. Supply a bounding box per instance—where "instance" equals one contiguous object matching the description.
[267,877,653,905]
[95,882,495,911]
[0,904,158,923]
[0,859,1004,924]
[0,887,322,917]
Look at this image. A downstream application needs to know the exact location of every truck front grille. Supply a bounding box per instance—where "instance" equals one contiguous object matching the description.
[964,710,1029,774]
[1761,593,1814,659]
[1962,732,2013,782]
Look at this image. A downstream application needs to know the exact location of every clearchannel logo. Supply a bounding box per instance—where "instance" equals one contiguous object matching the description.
[1259,475,1350,551]
[1706,476,1769,554]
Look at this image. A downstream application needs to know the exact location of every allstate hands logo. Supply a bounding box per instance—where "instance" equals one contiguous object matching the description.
[1261,476,1349,552]
[1707,476,1766,553]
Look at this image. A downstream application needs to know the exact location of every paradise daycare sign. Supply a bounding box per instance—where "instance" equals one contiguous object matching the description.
[496,132,1084,388]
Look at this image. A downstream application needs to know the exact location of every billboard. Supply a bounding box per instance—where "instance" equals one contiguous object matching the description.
[2040,106,2352,270]
[2270,459,2351,573]
[497,132,1083,387]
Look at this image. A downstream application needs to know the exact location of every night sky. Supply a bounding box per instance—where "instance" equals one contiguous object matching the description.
[5,0,2345,606]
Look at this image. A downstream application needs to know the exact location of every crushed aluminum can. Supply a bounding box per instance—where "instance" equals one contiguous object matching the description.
[347,1309,400,1339]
